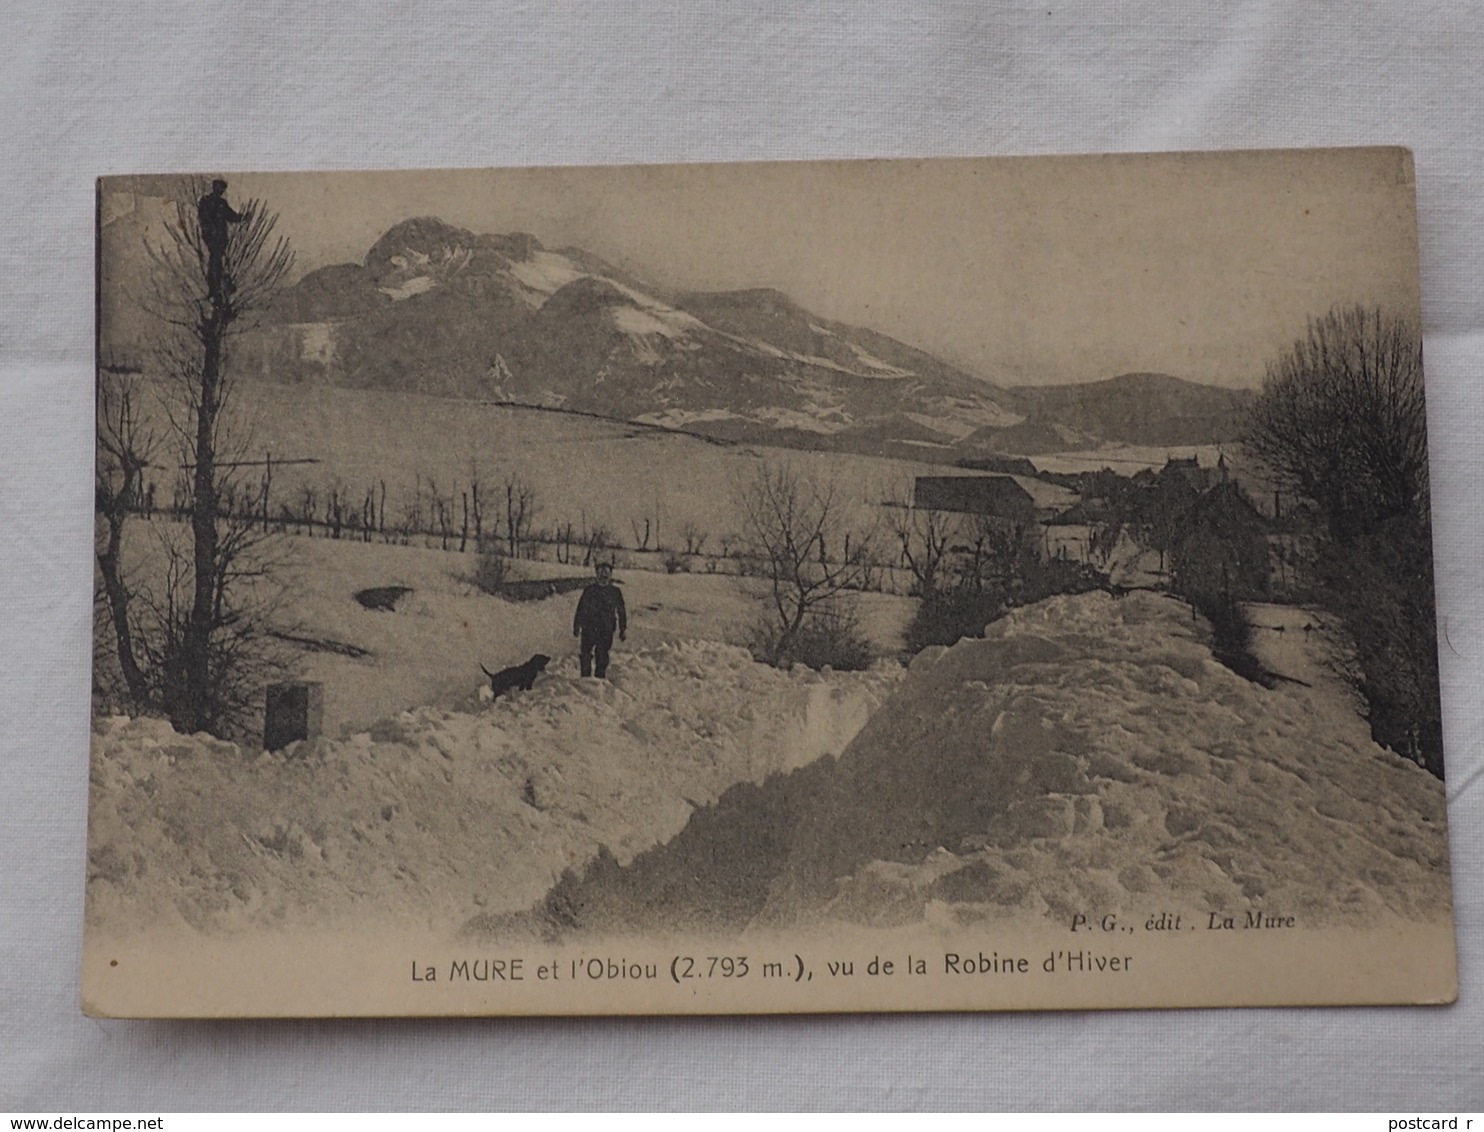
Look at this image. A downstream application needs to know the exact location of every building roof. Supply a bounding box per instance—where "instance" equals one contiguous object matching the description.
[913,474,1037,519]
[1185,479,1270,536]
[1158,455,1220,493]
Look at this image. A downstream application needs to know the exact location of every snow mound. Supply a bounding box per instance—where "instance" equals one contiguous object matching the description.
[86,642,902,936]
[524,592,1451,937]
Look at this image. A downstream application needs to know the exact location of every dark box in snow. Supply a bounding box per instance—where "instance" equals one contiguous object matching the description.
[264,682,323,752]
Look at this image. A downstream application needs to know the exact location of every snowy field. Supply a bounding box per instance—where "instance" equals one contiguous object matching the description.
[1029,443,1225,475]
[105,520,917,736]
[134,378,1075,549]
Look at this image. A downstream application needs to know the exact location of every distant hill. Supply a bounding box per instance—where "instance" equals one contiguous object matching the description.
[1006,372,1253,447]
[957,417,1098,456]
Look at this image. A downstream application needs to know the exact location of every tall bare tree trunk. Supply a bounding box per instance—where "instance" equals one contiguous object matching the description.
[180,301,227,732]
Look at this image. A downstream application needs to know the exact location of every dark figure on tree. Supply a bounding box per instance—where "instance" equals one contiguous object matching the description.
[573,561,627,678]
[198,179,242,304]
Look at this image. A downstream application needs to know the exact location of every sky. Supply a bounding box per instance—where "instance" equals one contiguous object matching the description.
[107,149,1422,389]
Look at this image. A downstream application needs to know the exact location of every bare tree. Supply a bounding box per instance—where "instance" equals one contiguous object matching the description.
[679,521,708,557]
[1247,306,1427,542]
[326,480,346,539]
[737,461,872,665]
[885,485,957,596]
[298,484,319,535]
[95,178,295,738]
[95,370,160,706]
[467,460,483,548]
[554,520,575,564]
[582,522,615,566]
[504,473,540,558]
[1244,305,1441,776]
[427,478,452,550]
[951,513,1034,594]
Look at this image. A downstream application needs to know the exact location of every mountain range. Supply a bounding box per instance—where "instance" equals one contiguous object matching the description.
[101,207,1253,459]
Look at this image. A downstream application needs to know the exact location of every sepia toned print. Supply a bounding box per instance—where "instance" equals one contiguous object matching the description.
[86,150,1455,1017]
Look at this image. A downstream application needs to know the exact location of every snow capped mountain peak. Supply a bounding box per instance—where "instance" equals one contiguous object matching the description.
[230,210,1021,447]
[364,216,479,272]
[209,215,1241,458]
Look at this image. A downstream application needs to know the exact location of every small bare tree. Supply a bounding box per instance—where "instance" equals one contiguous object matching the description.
[95,370,160,707]
[504,473,540,558]
[630,515,653,552]
[679,521,708,556]
[582,522,615,566]
[737,461,873,666]
[885,484,958,596]
[427,478,452,550]
[467,459,484,548]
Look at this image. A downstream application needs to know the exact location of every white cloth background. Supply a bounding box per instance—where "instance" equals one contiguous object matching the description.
[2,0,1481,1111]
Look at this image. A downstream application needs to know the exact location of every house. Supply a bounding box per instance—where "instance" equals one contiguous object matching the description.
[911,474,1042,587]
[912,475,1037,524]
[1170,480,1272,599]
[1042,455,1245,578]
[1157,454,1223,494]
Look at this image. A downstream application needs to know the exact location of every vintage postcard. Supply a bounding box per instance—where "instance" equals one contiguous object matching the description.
[86,150,1456,1016]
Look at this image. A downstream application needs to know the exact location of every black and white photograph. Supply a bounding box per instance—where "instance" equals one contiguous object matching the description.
[85,150,1456,1016]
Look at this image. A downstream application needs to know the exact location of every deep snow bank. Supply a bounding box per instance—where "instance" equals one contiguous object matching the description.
[526,591,1451,936]
[86,641,901,935]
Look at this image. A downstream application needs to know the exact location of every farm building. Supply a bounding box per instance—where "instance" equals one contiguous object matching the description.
[1157,453,1228,494]
[1170,480,1272,599]
[912,475,1037,524]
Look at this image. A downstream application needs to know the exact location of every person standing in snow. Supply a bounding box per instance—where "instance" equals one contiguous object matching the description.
[573,561,627,679]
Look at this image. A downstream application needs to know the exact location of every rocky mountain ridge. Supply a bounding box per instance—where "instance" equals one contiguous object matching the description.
[102,208,1252,457]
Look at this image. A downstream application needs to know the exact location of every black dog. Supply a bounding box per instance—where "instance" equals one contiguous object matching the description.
[481,653,551,701]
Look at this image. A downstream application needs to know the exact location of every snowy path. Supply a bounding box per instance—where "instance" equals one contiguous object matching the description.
[527,591,1452,937]
[86,641,901,936]
[809,592,1451,931]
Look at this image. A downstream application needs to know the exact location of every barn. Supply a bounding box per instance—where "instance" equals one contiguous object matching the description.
[912,475,1037,523]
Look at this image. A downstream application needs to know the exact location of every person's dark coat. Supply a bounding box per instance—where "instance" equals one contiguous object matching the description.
[573,582,627,640]
[574,579,626,679]
[198,186,243,302]
[197,191,242,253]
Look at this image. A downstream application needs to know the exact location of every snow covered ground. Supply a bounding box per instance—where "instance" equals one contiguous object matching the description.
[814,591,1451,929]
[520,590,1452,937]
[87,535,1452,950]
[113,522,916,736]
[87,641,903,937]
[178,379,1076,554]
[88,515,919,940]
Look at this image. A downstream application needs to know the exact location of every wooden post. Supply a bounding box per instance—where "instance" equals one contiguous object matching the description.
[264,681,324,753]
